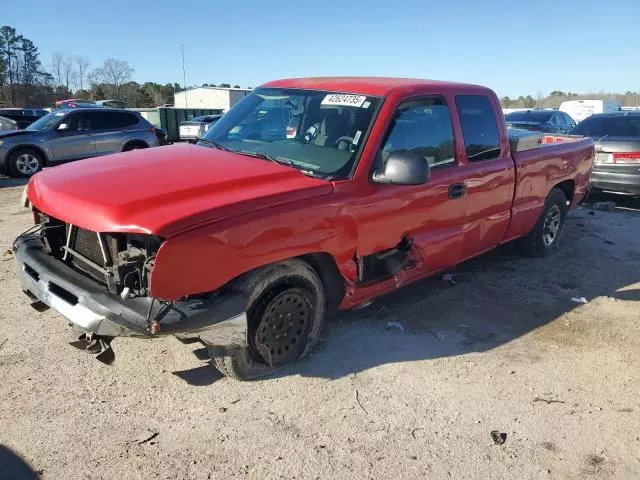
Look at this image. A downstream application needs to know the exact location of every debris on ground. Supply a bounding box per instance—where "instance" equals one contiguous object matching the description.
[571,297,588,304]
[131,430,159,445]
[590,232,615,244]
[411,428,424,440]
[353,301,373,310]
[590,201,616,212]
[386,321,405,332]
[355,389,368,415]
[442,272,457,286]
[0,338,7,351]
[533,396,566,405]
[490,431,507,445]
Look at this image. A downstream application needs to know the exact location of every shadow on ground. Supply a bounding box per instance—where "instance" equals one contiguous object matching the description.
[0,445,39,479]
[0,176,28,189]
[168,205,639,385]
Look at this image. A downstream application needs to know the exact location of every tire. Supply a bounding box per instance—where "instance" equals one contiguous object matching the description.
[123,142,147,152]
[208,259,326,380]
[517,188,568,257]
[8,148,44,178]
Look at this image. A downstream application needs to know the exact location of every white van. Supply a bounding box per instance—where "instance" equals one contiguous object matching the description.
[559,99,619,123]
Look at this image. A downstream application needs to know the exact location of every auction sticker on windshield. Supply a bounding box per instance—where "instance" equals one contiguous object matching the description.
[321,94,367,108]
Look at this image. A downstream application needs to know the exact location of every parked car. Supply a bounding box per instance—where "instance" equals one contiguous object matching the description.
[179,115,223,142]
[505,109,576,133]
[94,100,127,109]
[12,77,594,379]
[569,111,640,196]
[560,99,619,124]
[0,115,18,132]
[0,108,48,129]
[154,125,170,145]
[0,108,159,177]
[54,99,96,109]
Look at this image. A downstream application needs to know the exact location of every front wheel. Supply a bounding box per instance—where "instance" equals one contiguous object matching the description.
[8,148,44,177]
[208,259,326,380]
[517,188,568,257]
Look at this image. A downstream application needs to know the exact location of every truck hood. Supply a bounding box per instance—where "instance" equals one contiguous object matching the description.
[28,144,334,237]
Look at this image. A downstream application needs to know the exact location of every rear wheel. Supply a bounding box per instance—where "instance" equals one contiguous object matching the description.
[517,188,568,257]
[208,259,326,380]
[8,148,44,177]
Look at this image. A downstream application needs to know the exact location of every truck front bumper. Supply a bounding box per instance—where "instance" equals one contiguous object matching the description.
[13,234,249,349]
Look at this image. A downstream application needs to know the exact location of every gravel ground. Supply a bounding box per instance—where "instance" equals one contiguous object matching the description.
[0,178,639,480]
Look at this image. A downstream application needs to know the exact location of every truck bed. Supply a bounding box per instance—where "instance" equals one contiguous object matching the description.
[504,137,594,242]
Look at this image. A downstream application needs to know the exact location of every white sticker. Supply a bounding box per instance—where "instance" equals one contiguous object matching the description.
[321,94,367,108]
[362,101,371,109]
[353,130,362,145]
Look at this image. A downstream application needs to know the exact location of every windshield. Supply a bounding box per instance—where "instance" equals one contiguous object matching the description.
[570,115,640,137]
[26,111,66,131]
[199,88,381,178]
[505,111,553,122]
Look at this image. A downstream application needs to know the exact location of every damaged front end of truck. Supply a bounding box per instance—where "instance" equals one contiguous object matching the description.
[13,210,250,364]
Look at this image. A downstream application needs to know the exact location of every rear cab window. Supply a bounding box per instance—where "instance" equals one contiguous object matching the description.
[456,95,502,162]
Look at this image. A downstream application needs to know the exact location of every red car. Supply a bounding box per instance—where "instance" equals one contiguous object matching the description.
[13,77,594,380]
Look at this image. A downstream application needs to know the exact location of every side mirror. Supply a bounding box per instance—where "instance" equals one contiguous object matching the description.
[372,152,430,185]
[57,123,69,131]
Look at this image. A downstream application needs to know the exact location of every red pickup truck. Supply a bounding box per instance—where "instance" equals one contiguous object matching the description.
[14,77,594,380]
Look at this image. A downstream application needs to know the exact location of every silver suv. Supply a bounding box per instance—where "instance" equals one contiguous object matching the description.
[0,108,159,177]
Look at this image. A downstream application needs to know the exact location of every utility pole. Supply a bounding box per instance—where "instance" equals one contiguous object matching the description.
[181,44,188,108]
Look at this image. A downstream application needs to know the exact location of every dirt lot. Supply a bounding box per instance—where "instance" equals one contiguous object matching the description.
[0,178,638,480]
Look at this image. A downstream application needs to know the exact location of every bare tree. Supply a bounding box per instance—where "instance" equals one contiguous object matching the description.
[91,58,133,100]
[50,52,64,86]
[75,56,90,92]
[62,54,74,91]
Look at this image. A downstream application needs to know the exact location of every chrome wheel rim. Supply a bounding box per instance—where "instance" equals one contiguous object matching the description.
[542,205,561,246]
[15,153,40,175]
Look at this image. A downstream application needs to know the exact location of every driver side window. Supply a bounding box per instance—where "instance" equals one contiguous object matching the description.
[66,113,92,132]
[380,97,456,169]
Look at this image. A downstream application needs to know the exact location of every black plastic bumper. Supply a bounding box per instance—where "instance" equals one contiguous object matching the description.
[13,234,248,348]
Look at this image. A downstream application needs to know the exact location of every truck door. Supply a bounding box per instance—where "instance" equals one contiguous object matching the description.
[354,96,469,277]
[454,94,514,260]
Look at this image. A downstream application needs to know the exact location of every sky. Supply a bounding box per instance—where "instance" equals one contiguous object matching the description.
[3,0,640,98]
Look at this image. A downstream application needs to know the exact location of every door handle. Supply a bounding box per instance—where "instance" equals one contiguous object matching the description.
[448,183,466,199]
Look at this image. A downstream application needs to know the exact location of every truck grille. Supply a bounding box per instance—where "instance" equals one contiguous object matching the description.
[64,225,120,286]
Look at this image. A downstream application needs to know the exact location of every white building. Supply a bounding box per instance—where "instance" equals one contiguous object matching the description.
[174,86,252,111]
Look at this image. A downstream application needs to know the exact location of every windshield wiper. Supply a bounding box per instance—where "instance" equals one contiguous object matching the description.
[234,150,293,167]
[197,138,231,151]
[231,150,329,179]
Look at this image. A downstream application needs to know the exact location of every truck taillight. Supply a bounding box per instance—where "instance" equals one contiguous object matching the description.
[613,152,640,164]
[148,127,156,135]
[286,126,297,139]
